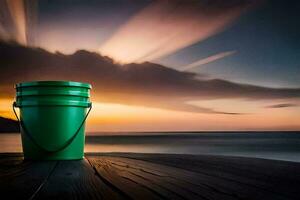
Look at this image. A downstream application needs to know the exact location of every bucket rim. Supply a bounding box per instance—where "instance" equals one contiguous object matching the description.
[16,81,92,89]
[15,100,91,107]
[16,90,90,97]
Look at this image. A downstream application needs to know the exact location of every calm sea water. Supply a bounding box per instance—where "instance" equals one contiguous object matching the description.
[1,132,300,162]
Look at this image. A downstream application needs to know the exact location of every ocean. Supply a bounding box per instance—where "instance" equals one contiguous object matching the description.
[1,132,300,162]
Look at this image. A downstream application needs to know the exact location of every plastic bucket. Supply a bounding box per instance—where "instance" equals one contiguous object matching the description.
[13,81,92,160]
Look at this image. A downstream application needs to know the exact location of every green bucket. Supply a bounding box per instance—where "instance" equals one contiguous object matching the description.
[13,81,92,160]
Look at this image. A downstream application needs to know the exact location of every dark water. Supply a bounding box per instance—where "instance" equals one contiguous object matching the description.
[1,132,300,162]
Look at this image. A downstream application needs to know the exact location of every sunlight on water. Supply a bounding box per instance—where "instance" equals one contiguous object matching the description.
[0,134,22,152]
[86,144,164,153]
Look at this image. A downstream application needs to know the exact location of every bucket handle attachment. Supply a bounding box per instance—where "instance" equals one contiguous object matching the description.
[12,102,92,153]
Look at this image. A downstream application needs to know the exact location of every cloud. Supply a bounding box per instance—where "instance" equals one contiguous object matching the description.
[265,103,298,109]
[99,0,254,63]
[181,51,236,71]
[1,41,300,114]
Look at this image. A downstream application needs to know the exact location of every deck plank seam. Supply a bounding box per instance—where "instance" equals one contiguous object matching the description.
[86,157,133,200]
[83,158,104,200]
[27,161,59,200]
[109,164,188,200]
[122,170,201,200]
[120,176,169,200]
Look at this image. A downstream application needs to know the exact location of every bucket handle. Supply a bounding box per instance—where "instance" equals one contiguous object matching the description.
[12,102,92,153]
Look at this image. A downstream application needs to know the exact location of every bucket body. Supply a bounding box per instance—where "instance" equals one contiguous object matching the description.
[14,81,92,160]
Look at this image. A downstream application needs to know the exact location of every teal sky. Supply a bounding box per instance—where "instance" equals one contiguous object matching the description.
[156,0,300,88]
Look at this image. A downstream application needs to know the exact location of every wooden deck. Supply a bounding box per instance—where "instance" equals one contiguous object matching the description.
[0,153,300,200]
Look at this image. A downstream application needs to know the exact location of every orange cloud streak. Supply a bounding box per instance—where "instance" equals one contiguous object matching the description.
[99,1,250,63]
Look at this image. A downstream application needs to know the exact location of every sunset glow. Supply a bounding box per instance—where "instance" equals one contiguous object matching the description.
[2,97,299,132]
[87,101,300,132]
[0,0,299,132]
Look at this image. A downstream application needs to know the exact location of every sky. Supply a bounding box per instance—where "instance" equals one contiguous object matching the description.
[0,0,300,132]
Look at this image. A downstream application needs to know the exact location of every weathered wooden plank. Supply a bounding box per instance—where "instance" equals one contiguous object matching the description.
[89,156,231,200]
[0,153,57,200]
[88,154,297,200]
[112,153,300,199]
[1,153,300,200]
[33,158,124,200]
